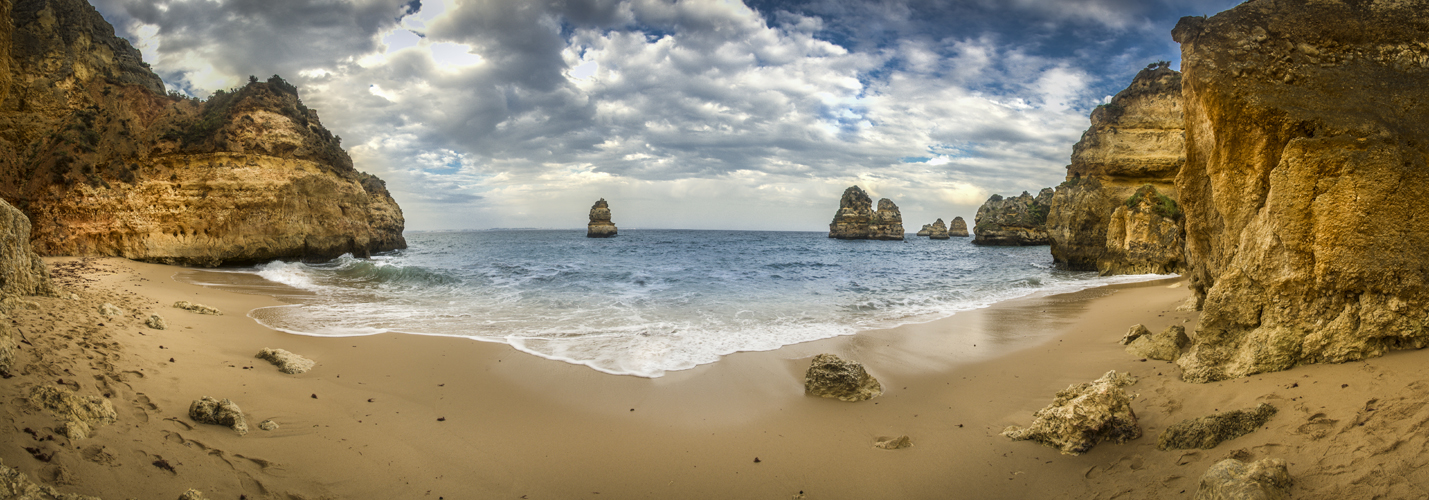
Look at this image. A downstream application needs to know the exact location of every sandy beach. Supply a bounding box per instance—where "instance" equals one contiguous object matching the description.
[3,257,1426,499]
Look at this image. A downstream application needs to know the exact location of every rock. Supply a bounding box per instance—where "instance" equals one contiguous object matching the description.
[827,186,904,240]
[948,216,969,237]
[916,224,932,237]
[258,419,278,431]
[972,189,1054,246]
[928,218,949,239]
[1126,324,1190,361]
[145,314,167,330]
[1158,403,1278,451]
[1120,324,1153,345]
[62,419,91,440]
[804,353,883,402]
[1194,458,1292,500]
[0,1,405,266]
[98,303,122,319]
[1002,370,1141,455]
[28,386,116,437]
[873,435,912,450]
[173,301,221,315]
[178,489,208,500]
[0,199,57,297]
[255,347,315,374]
[0,458,102,500]
[586,198,617,238]
[1173,0,1429,382]
[0,323,17,376]
[1047,63,1187,275]
[188,396,249,435]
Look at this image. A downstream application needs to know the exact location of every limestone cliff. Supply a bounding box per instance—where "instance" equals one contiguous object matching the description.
[0,198,54,297]
[1172,0,1429,382]
[928,218,949,240]
[1047,63,1187,274]
[828,186,904,240]
[916,224,932,237]
[0,0,405,266]
[587,198,616,238]
[972,189,1053,246]
[948,216,968,237]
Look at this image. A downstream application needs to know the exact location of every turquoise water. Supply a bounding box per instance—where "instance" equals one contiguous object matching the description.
[180,230,1165,377]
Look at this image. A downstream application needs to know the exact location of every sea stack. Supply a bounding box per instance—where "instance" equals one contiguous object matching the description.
[587,199,617,238]
[948,217,969,237]
[828,186,904,240]
[972,189,1054,246]
[928,219,950,240]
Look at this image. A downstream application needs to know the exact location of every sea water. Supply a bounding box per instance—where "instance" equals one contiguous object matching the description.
[177,230,1166,377]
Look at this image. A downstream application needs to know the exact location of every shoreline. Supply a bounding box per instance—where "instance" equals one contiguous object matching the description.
[4,257,1425,498]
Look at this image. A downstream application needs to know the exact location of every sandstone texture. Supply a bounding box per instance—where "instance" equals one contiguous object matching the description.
[1002,370,1141,455]
[804,353,883,402]
[256,347,314,374]
[144,313,165,330]
[0,323,15,375]
[1047,63,1187,275]
[828,186,905,240]
[258,419,278,431]
[948,216,969,237]
[0,458,100,500]
[28,385,116,439]
[972,189,1053,246]
[178,490,207,500]
[586,198,616,238]
[873,435,911,450]
[1126,324,1190,361]
[188,396,248,435]
[173,301,220,315]
[928,218,949,239]
[0,199,55,297]
[1173,0,1429,382]
[0,0,405,266]
[1119,323,1153,345]
[1194,458,1292,500]
[1158,403,1278,451]
[916,224,931,237]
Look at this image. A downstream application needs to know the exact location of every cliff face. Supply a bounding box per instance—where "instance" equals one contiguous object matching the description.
[972,189,1053,246]
[0,0,405,266]
[1047,64,1187,274]
[1103,185,1184,274]
[928,218,949,239]
[828,186,903,240]
[948,216,968,237]
[1172,0,1429,382]
[587,198,616,238]
[0,198,54,297]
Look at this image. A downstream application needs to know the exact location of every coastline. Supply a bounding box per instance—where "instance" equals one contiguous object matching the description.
[4,258,1423,499]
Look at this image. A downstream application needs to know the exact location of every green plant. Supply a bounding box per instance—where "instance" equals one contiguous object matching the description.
[1028,203,1050,226]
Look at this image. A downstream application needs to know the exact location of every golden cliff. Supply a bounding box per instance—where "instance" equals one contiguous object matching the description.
[1047,63,1186,275]
[1173,0,1429,382]
[0,0,405,266]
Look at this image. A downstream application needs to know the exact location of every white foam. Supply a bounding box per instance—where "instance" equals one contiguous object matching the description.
[255,261,319,290]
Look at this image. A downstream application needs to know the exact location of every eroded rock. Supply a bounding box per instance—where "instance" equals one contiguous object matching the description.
[1159,403,1277,451]
[0,323,17,376]
[1194,458,1292,500]
[189,396,248,435]
[28,385,117,440]
[828,186,904,240]
[145,314,167,330]
[1120,324,1153,345]
[928,218,949,240]
[804,353,883,402]
[258,419,278,431]
[173,301,221,315]
[98,303,122,319]
[255,348,314,374]
[1126,325,1190,361]
[1002,370,1141,455]
[178,489,208,500]
[874,435,911,450]
[0,458,101,500]
[0,199,56,297]
[586,198,617,238]
[973,189,1054,246]
[948,216,969,237]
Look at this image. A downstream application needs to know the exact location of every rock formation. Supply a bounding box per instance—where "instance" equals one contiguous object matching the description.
[1172,0,1429,382]
[827,186,904,240]
[1002,370,1141,455]
[947,216,969,237]
[0,199,55,297]
[28,385,116,440]
[0,458,100,500]
[1125,324,1190,361]
[1157,403,1277,451]
[1195,458,1293,500]
[928,218,949,239]
[189,396,249,435]
[1046,62,1187,275]
[173,301,221,315]
[804,353,883,402]
[256,347,315,374]
[586,198,617,238]
[972,189,1053,246]
[916,224,932,237]
[873,435,911,450]
[0,0,405,266]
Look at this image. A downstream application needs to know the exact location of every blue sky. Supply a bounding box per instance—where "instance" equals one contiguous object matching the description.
[89,0,1241,231]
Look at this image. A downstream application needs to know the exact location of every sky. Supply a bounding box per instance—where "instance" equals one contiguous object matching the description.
[89,0,1242,231]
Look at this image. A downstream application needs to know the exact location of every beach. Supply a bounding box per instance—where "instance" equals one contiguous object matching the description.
[3,257,1425,499]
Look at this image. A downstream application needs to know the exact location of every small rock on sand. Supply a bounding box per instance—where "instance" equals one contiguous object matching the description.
[804,353,883,402]
[258,419,278,431]
[1158,403,1278,450]
[0,459,101,500]
[256,348,315,374]
[99,303,123,318]
[1126,325,1190,361]
[178,489,208,500]
[1120,324,1152,345]
[1195,458,1292,500]
[189,396,248,435]
[28,385,117,436]
[1002,370,1141,455]
[874,435,912,450]
[145,313,168,330]
[173,301,222,315]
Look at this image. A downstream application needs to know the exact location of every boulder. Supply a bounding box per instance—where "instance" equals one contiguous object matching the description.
[0,323,16,376]
[1119,324,1153,345]
[255,347,315,374]
[586,198,617,238]
[1194,458,1292,500]
[1158,403,1278,451]
[258,419,279,431]
[0,458,101,500]
[179,490,208,500]
[1002,370,1141,455]
[873,435,911,450]
[828,186,904,240]
[972,189,1054,246]
[804,353,883,402]
[98,303,122,319]
[28,385,116,439]
[916,224,932,237]
[1173,0,1429,382]
[189,396,248,435]
[145,313,167,330]
[1126,324,1190,361]
[948,216,969,237]
[0,199,56,297]
[173,301,221,315]
[928,218,949,239]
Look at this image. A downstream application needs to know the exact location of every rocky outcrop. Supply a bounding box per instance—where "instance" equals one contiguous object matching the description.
[586,198,616,238]
[948,216,969,237]
[928,218,949,239]
[1002,370,1141,455]
[1126,324,1190,361]
[804,353,883,402]
[1195,458,1292,500]
[1047,63,1187,275]
[1,0,405,266]
[189,396,248,435]
[1158,403,1277,451]
[173,301,221,315]
[256,347,314,374]
[972,189,1053,246]
[0,458,101,500]
[916,224,932,237]
[28,385,116,440]
[1172,0,1429,382]
[873,435,911,450]
[827,186,904,240]
[0,198,55,297]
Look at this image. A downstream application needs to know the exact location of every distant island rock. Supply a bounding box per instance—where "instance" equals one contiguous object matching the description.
[948,216,969,237]
[828,186,904,240]
[972,189,1053,246]
[927,218,950,239]
[916,224,932,237]
[586,199,617,238]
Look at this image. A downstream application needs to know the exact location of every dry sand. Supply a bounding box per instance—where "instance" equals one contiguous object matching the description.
[2,257,1426,499]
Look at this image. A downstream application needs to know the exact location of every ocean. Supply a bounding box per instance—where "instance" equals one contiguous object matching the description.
[176,230,1167,377]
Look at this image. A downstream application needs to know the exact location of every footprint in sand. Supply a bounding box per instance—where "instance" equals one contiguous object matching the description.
[1297,412,1339,440]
